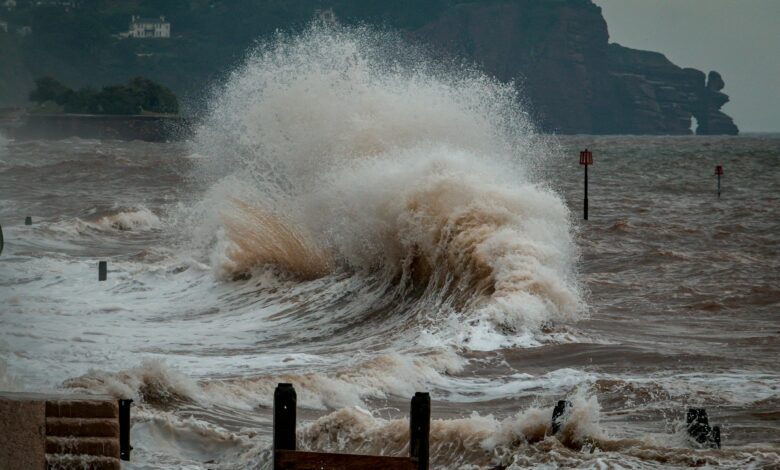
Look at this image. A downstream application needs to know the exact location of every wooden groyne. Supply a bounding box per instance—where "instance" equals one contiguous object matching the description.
[273,383,429,470]
[270,384,721,469]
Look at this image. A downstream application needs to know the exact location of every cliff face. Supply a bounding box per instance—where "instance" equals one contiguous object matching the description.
[0,0,738,135]
[605,45,738,135]
[413,0,738,135]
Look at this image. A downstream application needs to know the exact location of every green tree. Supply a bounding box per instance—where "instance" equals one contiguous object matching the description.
[29,76,179,115]
[29,77,73,104]
[127,77,179,114]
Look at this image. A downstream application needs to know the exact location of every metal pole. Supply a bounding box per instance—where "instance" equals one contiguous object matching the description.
[584,164,589,220]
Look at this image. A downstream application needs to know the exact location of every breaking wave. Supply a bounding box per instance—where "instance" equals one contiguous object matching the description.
[189,22,581,337]
[94,207,162,231]
[40,207,163,236]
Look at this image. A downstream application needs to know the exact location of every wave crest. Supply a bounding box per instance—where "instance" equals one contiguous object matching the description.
[222,198,331,280]
[95,207,161,231]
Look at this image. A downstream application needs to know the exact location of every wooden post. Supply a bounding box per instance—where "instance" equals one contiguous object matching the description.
[98,261,107,281]
[711,425,721,449]
[25,216,32,225]
[274,383,296,470]
[409,392,430,470]
[551,400,571,435]
[687,408,710,444]
[118,399,133,461]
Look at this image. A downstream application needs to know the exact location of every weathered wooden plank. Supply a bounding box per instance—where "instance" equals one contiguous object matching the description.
[274,450,416,470]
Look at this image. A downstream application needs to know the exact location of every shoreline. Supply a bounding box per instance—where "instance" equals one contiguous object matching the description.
[0,113,191,142]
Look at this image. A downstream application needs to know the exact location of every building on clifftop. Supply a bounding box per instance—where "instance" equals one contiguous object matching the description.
[123,16,170,39]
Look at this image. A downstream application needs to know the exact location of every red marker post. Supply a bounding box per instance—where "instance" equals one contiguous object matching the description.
[579,149,593,219]
[715,165,724,198]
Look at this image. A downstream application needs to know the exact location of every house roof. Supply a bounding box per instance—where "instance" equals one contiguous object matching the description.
[133,17,168,25]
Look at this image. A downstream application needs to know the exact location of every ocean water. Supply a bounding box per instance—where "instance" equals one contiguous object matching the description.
[1,25,779,469]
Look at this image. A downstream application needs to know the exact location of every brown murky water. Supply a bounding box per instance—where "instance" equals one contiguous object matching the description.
[2,134,778,469]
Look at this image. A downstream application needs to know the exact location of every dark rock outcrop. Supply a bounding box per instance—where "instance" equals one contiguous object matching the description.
[695,71,739,135]
[413,0,611,134]
[604,45,737,135]
[412,0,737,135]
[604,44,704,135]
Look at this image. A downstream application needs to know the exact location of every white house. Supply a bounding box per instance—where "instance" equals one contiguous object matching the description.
[315,8,337,25]
[126,16,170,39]
[34,1,75,7]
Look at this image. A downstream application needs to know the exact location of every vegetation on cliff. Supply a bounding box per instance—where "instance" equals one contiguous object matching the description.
[29,76,179,115]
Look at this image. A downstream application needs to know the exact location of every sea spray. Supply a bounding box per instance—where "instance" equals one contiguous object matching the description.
[189,21,582,341]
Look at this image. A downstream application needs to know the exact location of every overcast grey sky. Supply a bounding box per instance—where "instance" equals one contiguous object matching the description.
[593,0,780,133]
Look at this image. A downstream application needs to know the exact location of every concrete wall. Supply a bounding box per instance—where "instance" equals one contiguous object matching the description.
[0,392,120,470]
[0,393,46,470]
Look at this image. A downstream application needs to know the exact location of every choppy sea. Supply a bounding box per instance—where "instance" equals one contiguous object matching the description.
[1,24,779,469]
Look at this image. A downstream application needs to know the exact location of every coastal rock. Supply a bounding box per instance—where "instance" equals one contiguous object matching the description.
[696,72,739,135]
[707,71,725,91]
[412,0,611,134]
[604,44,703,135]
[413,0,738,135]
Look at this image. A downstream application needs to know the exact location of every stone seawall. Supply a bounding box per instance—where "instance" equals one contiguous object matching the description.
[1,114,190,142]
[0,392,122,470]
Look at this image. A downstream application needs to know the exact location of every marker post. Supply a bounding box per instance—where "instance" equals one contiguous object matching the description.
[579,149,593,219]
[715,165,723,198]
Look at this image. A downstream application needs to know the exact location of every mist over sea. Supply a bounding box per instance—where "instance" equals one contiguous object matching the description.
[1,25,779,469]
